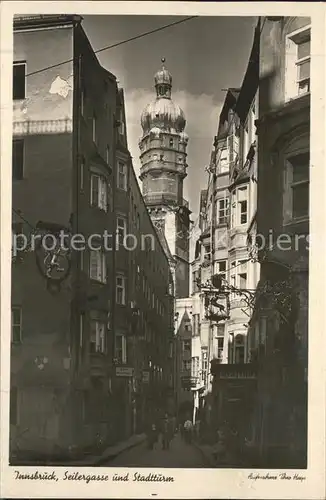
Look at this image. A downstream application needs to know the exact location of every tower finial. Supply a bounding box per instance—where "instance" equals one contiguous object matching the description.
[161,57,166,67]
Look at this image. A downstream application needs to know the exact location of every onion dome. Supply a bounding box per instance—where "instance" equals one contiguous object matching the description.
[141,100,185,133]
[141,58,186,134]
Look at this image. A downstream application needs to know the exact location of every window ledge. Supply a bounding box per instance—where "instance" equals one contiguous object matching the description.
[285,92,310,105]
[283,217,309,227]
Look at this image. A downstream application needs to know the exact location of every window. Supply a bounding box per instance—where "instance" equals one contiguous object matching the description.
[106,146,110,165]
[183,339,191,352]
[10,387,18,425]
[11,307,22,343]
[215,261,226,281]
[234,334,245,364]
[285,26,311,100]
[217,197,229,225]
[13,62,26,100]
[12,139,24,180]
[203,245,211,262]
[192,270,201,294]
[117,161,127,190]
[217,337,224,359]
[115,334,127,364]
[192,357,199,377]
[192,314,200,336]
[238,187,248,225]
[183,360,191,371]
[116,274,126,305]
[116,215,127,245]
[89,249,107,283]
[219,147,229,173]
[90,174,107,211]
[287,152,309,220]
[92,113,97,143]
[90,319,106,354]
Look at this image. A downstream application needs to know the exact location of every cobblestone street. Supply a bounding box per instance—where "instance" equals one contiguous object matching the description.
[106,433,208,468]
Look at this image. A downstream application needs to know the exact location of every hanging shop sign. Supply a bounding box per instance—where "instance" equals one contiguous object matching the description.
[116,366,134,377]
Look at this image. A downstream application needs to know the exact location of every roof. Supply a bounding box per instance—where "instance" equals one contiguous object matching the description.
[156,227,175,263]
[14,14,82,31]
[235,20,260,124]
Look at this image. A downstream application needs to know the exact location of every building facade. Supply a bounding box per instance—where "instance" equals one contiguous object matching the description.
[188,20,261,442]
[247,16,310,467]
[11,15,174,463]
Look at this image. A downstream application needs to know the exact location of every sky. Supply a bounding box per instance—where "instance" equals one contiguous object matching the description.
[82,15,258,217]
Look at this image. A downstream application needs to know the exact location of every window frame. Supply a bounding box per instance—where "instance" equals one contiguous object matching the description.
[92,113,97,144]
[116,214,127,245]
[285,25,311,101]
[90,173,108,212]
[283,149,310,224]
[115,333,127,364]
[116,273,126,305]
[13,61,26,100]
[217,197,229,225]
[117,161,127,191]
[89,318,107,354]
[11,306,22,343]
[89,248,107,283]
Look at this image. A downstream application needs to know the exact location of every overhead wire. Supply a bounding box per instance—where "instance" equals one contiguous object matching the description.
[25,16,198,78]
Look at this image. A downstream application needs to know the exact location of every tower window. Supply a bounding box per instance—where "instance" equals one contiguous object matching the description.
[169,138,174,147]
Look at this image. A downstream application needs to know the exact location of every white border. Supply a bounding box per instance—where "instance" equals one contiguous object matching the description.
[1,2,325,499]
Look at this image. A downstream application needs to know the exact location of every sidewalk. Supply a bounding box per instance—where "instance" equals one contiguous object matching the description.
[75,433,147,466]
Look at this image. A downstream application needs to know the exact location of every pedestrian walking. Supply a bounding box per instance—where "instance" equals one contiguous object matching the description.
[162,414,172,450]
[183,419,193,444]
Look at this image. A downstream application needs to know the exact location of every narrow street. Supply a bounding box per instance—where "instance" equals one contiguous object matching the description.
[106,433,208,468]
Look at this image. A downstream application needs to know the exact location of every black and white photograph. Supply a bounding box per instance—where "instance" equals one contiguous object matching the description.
[1,2,325,499]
